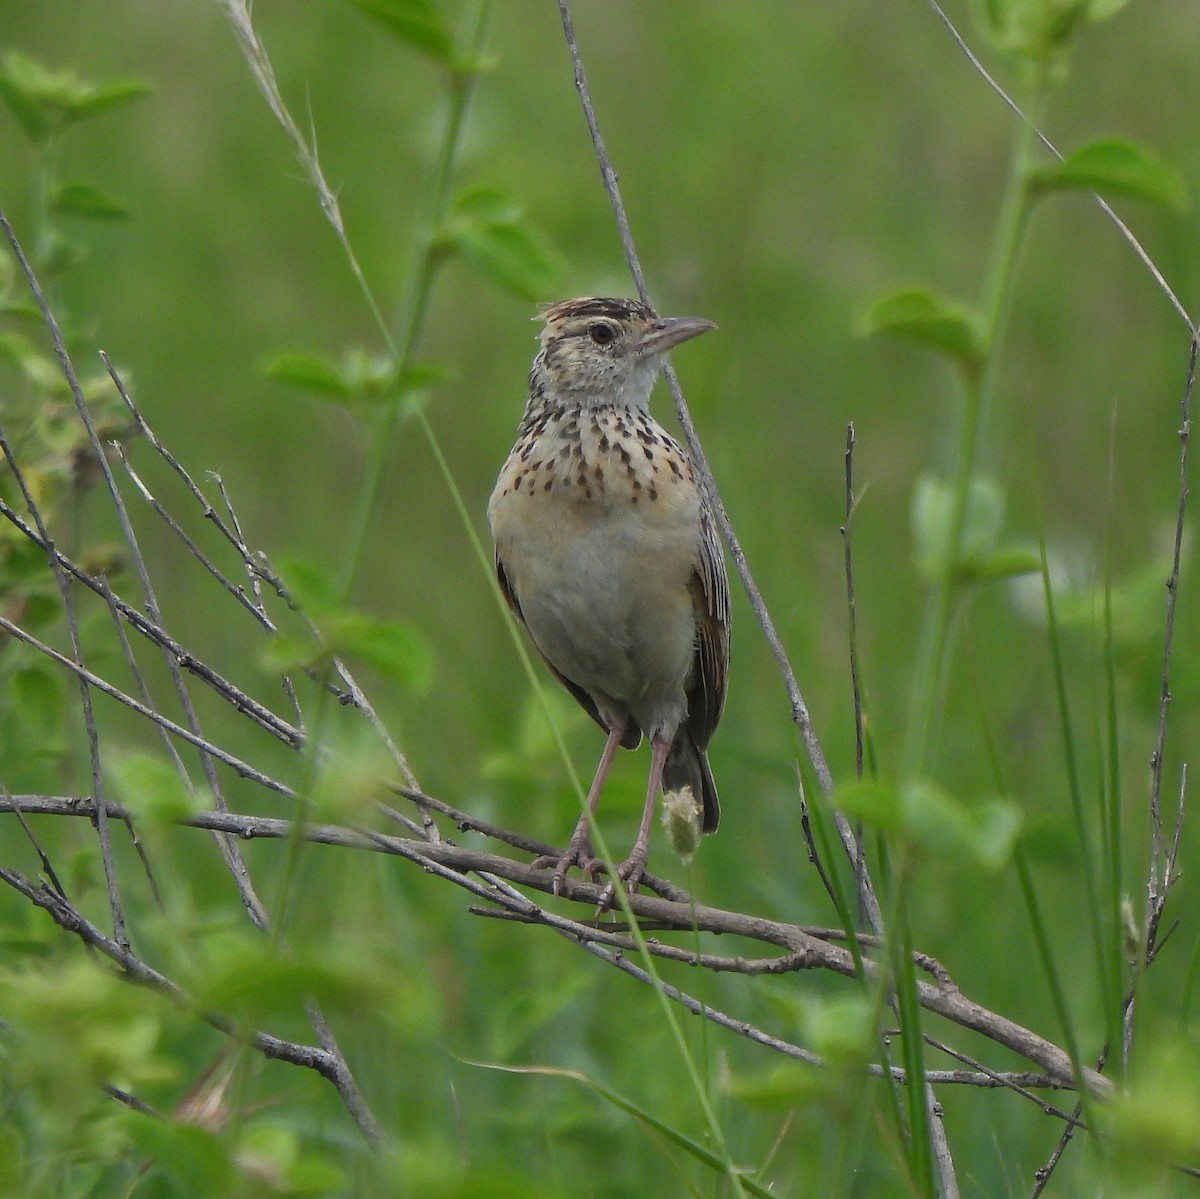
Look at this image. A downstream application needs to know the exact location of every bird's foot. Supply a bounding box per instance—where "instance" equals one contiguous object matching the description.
[594,849,648,920]
[532,835,600,896]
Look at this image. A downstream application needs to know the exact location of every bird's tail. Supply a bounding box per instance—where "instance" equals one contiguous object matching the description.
[663,730,720,834]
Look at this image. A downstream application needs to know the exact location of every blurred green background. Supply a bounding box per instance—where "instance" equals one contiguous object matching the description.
[2,1,1200,1194]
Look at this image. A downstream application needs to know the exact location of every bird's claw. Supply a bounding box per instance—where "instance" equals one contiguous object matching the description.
[532,840,600,896]
[593,853,647,920]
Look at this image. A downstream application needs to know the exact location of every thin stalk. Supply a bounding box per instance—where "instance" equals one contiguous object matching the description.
[1039,532,1120,1056]
[335,0,492,604]
[1013,846,1099,1139]
[904,83,1046,778]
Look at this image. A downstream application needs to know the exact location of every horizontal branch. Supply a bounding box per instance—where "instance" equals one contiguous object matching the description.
[0,865,339,1080]
[2,793,1111,1098]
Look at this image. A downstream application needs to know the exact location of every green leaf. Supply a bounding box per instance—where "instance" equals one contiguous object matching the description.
[260,632,326,675]
[979,0,1123,61]
[726,1063,830,1108]
[327,613,434,693]
[262,351,356,399]
[912,473,1010,583]
[50,182,131,221]
[453,221,565,301]
[801,994,877,1069]
[859,287,986,372]
[347,0,456,63]
[62,78,152,124]
[1029,139,1189,212]
[0,52,149,145]
[972,544,1041,582]
[263,348,446,404]
[453,186,524,224]
[274,553,343,619]
[833,778,1023,870]
[107,751,206,826]
[444,188,566,301]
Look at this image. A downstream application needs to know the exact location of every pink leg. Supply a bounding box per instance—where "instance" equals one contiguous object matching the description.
[534,722,625,895]
[597,730,670,917]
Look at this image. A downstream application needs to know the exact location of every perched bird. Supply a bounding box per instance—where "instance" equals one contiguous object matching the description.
[488,297,729,907]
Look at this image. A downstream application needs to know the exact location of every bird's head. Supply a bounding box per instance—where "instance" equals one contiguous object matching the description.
[532,297,715,411]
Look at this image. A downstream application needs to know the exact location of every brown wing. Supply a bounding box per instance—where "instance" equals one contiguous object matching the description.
[495,549,643,750]
[685,506,730,751]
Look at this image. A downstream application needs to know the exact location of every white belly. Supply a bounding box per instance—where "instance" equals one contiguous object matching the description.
[490,471,701,738]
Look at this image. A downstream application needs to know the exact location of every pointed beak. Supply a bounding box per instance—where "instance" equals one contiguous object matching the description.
[635,315,717,356]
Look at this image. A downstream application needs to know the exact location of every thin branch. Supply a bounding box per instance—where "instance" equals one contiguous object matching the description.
[0,868,362,1102]
[1149,340,1196,889]
[0,494,301,746]
[0,615,295,798]
[0,792,1110,1097]
[0,319,125,950]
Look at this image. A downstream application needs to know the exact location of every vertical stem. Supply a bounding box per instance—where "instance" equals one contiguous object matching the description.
[335,0,493,605]
[904,82,1046,779]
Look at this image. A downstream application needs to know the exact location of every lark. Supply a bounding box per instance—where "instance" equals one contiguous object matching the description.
[488,297,729,909]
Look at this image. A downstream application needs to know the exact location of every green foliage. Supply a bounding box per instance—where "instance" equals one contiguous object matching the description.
[834,778,1023,871]
[441,187,567,301]
[976,0,1133,64]
[345,0,456,66]
[0,50,150,147]
[911,473,1038,584]
[1028,138,1190,211]
[262,554,434,691]
[859,287,987,376]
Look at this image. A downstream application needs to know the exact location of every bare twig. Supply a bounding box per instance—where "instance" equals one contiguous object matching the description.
[1149,341,1196,891]
[0,865,378,1134]
[0,224,126,947]
[0,614,295,797]
[0,495,301,746]
[0,791,1110,1097]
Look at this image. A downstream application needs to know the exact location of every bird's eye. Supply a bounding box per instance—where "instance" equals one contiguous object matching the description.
[589,323,615,346]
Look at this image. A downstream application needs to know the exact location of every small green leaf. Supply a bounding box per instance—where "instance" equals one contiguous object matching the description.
[912,473,1010,583]
[859,287,986,372]
[264,348,445,405]
[1029,139,1189,212]
[833,778,1022,870]
[262,351,356,399]
[347,0,455,63]
[107,751,206,826]
[455,221,564,301]
[328,613,434,693]
[63,78,152,125]
[274,553,343,619]
[972,544,1041,582]
[260,631,326,675]
[0,52,149,145]
[802,995,877,1069]
[443,188,566,301]
[50,182,131,221]
[453,186,524,224]
[726,1063,829,1108]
